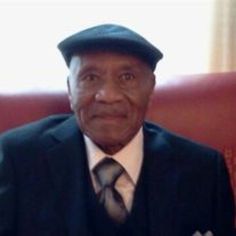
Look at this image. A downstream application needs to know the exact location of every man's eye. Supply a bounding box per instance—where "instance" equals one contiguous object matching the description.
[120,73,135,81]
[78,74,100,88]
[82,74,99,81]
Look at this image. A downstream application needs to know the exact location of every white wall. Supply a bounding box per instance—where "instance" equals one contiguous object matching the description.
[0,0,214,91]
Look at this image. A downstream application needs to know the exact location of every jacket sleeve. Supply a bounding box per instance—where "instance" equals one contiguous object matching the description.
[0,136,16,236]
[214,152,236,236]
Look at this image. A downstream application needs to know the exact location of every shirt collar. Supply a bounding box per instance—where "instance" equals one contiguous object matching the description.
[84,128,144,184]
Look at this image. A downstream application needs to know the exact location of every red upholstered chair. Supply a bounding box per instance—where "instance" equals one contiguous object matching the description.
[146,71,236,199]
[0,92,71,133]
[0,71,236,200]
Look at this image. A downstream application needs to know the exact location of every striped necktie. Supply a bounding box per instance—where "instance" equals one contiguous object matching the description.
[93,157,128,223]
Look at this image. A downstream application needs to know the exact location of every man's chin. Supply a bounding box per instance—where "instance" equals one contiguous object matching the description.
[96,142,125,155]
[88,132,131,154]
[93,135,125,147]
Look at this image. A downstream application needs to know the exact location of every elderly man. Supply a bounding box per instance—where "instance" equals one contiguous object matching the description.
[0,24,235,236]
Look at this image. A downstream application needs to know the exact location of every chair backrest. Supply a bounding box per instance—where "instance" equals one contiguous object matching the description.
[145,71,236,195]
[1,71,236,197]
[0,92,71,133]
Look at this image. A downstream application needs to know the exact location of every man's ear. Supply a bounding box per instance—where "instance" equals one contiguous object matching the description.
[67,76,74,111]
[67,76,71,96]
[147,73,156,109]
[148,72,156,92]
[151,73,156,89]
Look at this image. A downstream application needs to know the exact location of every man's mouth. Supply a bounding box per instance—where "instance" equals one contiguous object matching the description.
[93,113,127,122]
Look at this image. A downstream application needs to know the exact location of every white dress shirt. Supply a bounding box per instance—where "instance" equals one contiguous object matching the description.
[84,128,144,211]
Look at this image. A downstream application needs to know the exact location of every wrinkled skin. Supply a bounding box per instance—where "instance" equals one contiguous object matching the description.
[67,50,155,154]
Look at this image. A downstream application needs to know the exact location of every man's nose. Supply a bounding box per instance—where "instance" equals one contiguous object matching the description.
[95,80,123,103]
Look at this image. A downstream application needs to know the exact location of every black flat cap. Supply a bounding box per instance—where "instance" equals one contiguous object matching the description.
[57,24,163,71]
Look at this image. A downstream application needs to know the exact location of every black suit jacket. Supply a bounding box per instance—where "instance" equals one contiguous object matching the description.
[0,115,235,236]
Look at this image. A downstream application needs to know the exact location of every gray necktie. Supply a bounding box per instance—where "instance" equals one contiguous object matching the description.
[93,157,128,223]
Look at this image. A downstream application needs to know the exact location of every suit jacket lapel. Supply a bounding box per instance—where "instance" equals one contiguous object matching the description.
[44,116,90,236]
[41,118,180,236]
[143,124,179,236]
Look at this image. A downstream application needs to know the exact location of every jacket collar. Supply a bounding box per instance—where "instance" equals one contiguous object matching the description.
[45,115,91,236]
[143,122,179,236]
[44,118,179,236]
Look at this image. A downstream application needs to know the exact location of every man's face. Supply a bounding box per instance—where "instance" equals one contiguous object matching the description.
[68,50,155,154]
